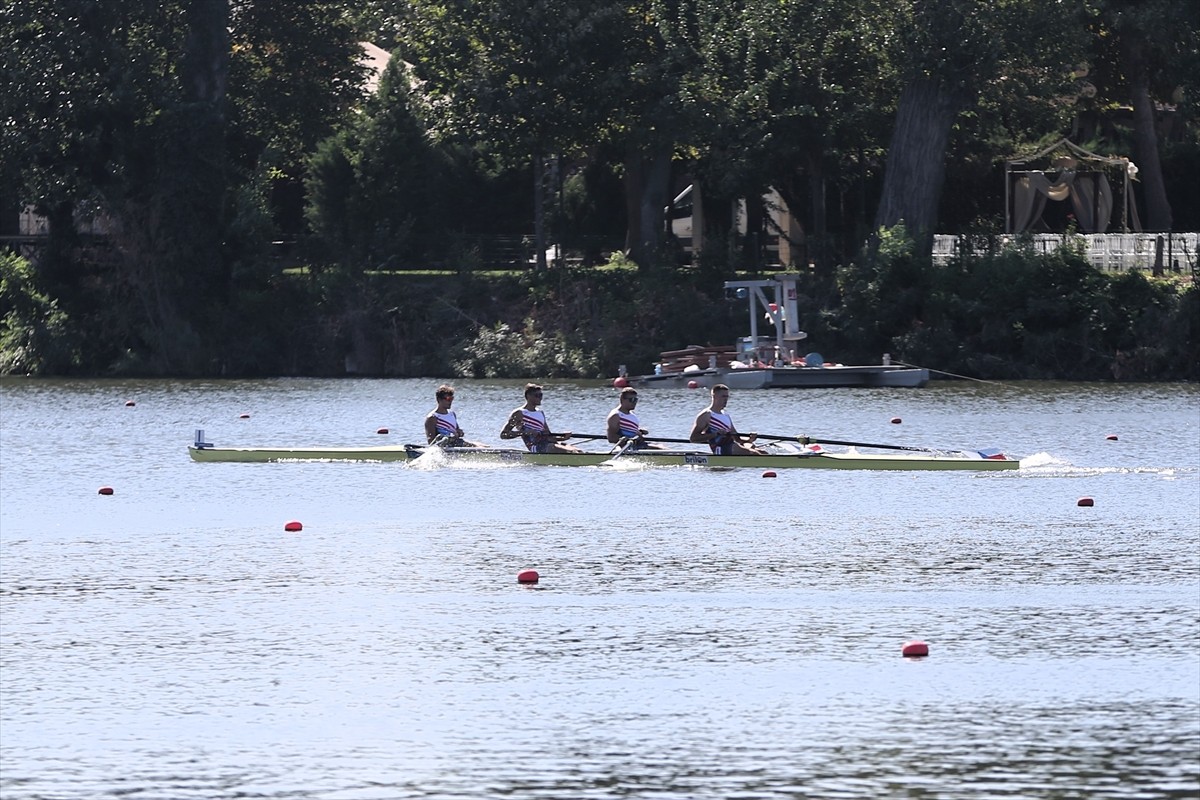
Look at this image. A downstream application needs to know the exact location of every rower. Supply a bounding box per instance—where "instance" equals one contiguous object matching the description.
[424,384,483,447]
[500,383,583,454]
[605,388,665,450]
[689,383,767,455]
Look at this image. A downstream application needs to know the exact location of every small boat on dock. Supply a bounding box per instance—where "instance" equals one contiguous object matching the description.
[624,274,929,389]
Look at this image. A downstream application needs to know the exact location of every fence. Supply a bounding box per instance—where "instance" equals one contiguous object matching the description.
[932,233,1198,274]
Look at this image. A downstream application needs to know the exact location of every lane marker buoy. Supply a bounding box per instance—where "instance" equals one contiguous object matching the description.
[377,427,389,435]
[517,569,539,584]
[762,470,777,478]
[1105,434,1118,441]
[902,640,929,657]
[125,400,136,407]
[613,376,629,388]
[98,486,114,495]
[890,417,902,424]
[284,520,303,532]
[687,380,699,389]
[1077,497,1095,507]
[239,413,250,419]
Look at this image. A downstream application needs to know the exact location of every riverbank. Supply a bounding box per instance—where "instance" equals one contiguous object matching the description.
[1,246,1196,381]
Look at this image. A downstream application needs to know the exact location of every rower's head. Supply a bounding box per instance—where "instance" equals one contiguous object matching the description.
[436,384,455,405]
[619,387,638,410]
[524,383,544,404]
[710,383,730,409]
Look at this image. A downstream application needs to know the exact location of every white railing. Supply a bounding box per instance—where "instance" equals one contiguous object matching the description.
[933,233,1199,274]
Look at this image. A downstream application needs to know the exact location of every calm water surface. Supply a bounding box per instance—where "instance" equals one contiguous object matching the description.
[1,377,1198,799]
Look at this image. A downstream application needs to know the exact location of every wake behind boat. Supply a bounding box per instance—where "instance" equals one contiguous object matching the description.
[188,431,1018,471]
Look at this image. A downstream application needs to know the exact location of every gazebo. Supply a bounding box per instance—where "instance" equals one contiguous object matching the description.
[1005,138,1140,234]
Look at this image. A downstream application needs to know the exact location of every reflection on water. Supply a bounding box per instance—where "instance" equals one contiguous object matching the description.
[1,378,1198,799]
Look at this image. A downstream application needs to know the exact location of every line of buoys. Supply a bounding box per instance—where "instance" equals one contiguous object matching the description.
[1105,434,1119,441]
[284,520,303,532]
[901,640,929,657]
[890,417,902,424]
[98,486,114,495]
[376,427,389,435]
[517,569,539,584]
[1077,496,1095,507]
[762,470,777,478]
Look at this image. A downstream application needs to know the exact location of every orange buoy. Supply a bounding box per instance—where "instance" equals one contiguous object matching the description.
[239,413,250,419]
[376,427,389,435]
[98,486,114,495]
[890,417,902,424]
[762,470,777,478]
[125,400,136,407]
[613,376,629,388]
[517,569,539,584]
[1105,434,1118,441]
[1077,497,1095,507]
[687,380,699,389]
[284,520,303,532]
[901,640,929,657]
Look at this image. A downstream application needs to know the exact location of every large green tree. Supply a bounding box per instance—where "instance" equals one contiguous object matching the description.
[872,0,1087,250]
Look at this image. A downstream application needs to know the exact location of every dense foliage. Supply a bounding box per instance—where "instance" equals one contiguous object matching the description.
[1,0,1197,379]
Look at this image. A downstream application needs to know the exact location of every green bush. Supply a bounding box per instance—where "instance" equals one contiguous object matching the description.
[0,251,81,375]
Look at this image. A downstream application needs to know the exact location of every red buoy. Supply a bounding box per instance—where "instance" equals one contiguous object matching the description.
[98,486,114,495]
[890,417,902,424]
[1077,497,1095,507]
[687,380,699,389]
[613,376,629,388]
[517,569,539,584]
[125,400,136,407]
[376,427,389,435]
[762,470,777,478]
[902,640,929,657]
[1105,434,1118,441]
[284,520,303,532]
[239,413,250,419]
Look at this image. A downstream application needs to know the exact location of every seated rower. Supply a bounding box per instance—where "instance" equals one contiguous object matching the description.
[499,383,583,454]
[424,384,483,447]
[605,388,665,450]
[689,383,767,455]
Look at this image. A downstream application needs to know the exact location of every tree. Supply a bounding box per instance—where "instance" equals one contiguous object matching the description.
[401,0,627,269]
[872,0,1087,251]
[1089,0,1200,232]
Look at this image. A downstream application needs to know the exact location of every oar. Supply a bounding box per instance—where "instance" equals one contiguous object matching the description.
[601,437,640,465]
[637,436,696,445]
[756,433,941,454]
[548,432,609,442]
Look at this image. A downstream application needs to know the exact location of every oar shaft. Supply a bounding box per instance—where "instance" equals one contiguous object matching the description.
[757,433,934,453]
[807,437,932,453]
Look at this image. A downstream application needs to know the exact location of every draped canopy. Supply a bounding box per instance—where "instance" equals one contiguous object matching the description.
[1005,139,1139,234]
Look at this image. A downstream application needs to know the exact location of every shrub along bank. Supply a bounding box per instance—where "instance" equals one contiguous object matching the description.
[1,246,1196,381]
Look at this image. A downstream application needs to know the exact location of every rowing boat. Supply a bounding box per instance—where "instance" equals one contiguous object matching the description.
[188,440,1019,471]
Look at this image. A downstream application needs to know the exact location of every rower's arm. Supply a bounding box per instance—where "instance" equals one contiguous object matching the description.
[424,414,438,444]
[500,410,522,439]
[689,411,710,444]
[606,411,621,443]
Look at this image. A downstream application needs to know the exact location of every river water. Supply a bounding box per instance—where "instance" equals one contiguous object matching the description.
[1,377,1197,799]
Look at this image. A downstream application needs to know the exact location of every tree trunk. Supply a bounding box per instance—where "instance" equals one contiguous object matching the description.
[1122,34,1172,231]
[873,77,963,254]
[624,143,672,270]
[533,155,547,270]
